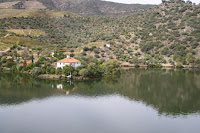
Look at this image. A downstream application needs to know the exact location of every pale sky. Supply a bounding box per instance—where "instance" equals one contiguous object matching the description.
[103,0,200,4]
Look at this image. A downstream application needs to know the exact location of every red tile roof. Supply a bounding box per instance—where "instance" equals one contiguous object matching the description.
[57,57,80,63]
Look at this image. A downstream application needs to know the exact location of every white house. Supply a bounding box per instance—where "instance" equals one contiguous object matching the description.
[106,43,111,48]
[56,55,81,69]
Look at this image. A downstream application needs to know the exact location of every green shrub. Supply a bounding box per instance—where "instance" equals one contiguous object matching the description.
[83,47,89,51]
[176,64,184,68]
[32,67,42,76]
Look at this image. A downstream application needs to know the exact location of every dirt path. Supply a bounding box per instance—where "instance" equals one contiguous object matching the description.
[22,30,26,36]
[29,30,32,35]
[2,33,10,38]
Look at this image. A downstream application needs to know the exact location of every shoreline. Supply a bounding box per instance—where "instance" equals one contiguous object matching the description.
[38,74,88,81]
[120,64,200,69]
[1,66,200,81]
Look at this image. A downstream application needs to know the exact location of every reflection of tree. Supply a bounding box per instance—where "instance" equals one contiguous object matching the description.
[0,69,200,116]
[71,69,200,115]
[115,69,200,115]
[0,73,62,105]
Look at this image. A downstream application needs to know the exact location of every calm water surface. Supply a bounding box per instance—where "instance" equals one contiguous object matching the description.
[0,69,200,133]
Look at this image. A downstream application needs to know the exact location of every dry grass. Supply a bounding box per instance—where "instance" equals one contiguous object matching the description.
[0,33,6,38]
[23,1,46,9]
[0,35,46,48]
[0,1,46,9]
[0,1,20,8]
[0,9,78,18]
[7,29,46,37]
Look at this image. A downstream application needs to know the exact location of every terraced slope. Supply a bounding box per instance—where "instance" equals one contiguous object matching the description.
[0,8,78,18]
[7,29,46,37]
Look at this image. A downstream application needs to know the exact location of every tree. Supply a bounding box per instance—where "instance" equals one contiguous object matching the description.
[25,63,34,70]
[101,60,120,75]
[31,55,34,63]
[1,56,6,63]
[56,68,62,75]
[186,53,194,64]
[79,68,89,77]
[32,67,42,76]
[50,68,56,74]
[62,65,74,76]
[83,47,89,51]
[87,63,102,77]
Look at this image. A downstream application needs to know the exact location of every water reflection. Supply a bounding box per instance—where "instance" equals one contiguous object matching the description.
[55,82,78,95]
[0,69,200,116]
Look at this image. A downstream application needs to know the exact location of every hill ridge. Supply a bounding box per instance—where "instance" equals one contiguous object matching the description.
[0,0,155,16]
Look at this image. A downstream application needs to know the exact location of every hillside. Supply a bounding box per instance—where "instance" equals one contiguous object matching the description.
[0,0,200,66]
[0,0,154,16]
[0,8,78,18]
[48,0,154,16]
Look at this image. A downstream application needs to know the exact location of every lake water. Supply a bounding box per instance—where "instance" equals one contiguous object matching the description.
[0,69,200,133]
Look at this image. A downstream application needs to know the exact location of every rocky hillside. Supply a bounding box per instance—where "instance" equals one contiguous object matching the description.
[0,0,200,66]
[0,0,154,16]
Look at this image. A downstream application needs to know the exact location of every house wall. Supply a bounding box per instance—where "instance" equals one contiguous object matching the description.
[106,44,111,48]
[56,62,81,69]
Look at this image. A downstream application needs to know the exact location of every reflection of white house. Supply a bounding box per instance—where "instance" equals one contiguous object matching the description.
[57,84,63,89]
[106,43,111,48]
[56,55,81,69]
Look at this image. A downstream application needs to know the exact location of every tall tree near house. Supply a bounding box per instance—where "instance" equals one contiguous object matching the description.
[62,65,74,76]
[31,55,34,63]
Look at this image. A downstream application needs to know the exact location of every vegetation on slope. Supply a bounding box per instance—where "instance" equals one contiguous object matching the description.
[0,0,200,66]
[7,29,46,37]
[0,30,46,50]
[0,0,154,16]
[0,8,78,18]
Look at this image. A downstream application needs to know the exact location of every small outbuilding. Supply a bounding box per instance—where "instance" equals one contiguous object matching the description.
[106,43,111,48]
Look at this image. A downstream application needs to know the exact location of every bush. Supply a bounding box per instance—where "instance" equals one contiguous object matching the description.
[81,52,87,56]
[94,49,100,54]
[176,64,183,69]
[10,66,17,72]
[109,56,113,59]
[16,65,23,72]
[56,68,62,75]
[32,67,42,76]
[1,56,6,63]
[95,54,100,58]
[79,68,89,77]
[83,47,89,51]
[50,68,56,74]
[161,48,169,55]
[25,63,34,70]
[141,43,154,52]
[62,65,74,76]
[135,64,140,68]
[5,59,16,68]
[101,60,120,75]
